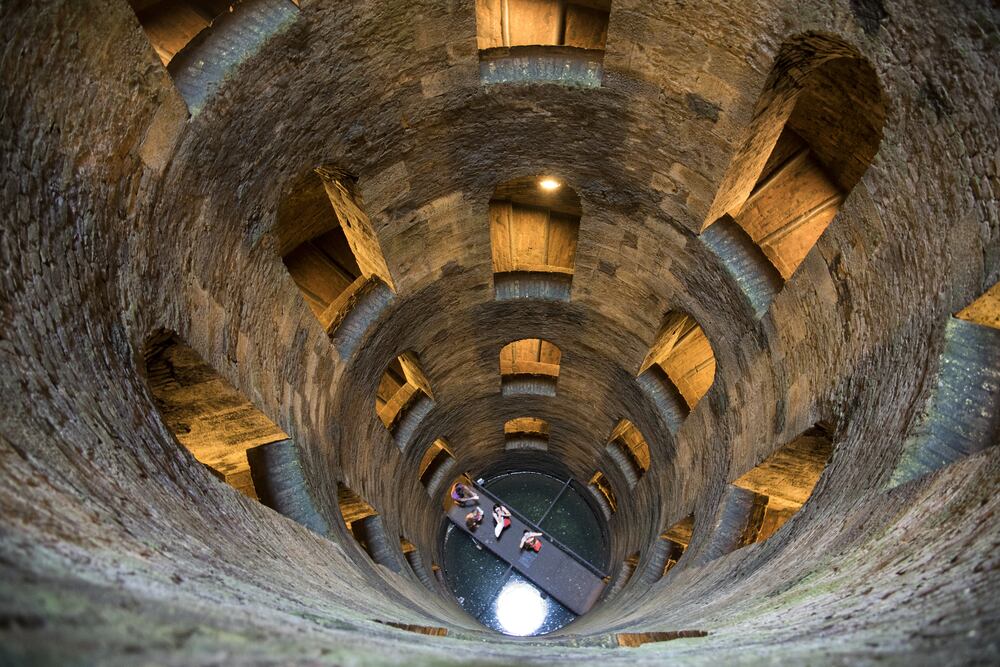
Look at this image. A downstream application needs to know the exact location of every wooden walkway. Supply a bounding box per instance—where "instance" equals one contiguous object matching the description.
[446,483,607,615]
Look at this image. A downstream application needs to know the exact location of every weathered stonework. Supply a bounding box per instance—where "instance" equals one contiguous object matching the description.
[0,0,997,664]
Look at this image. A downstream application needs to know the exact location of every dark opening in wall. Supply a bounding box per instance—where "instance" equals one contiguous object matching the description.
[500,338,561,396]
[418,439,457,497]
[607,551,639,597]
[490,177,580,301]
[504,417,550,451]
[128,0,233,66]
[640,312,716,411]
[605,420,650,488]
[891,281,1000,486]
[476,0,610,85]
[658,514,694,578]
[276,167,395,344]
[376,352,435,452]
[128,0,300,114]
[726,424,834,549]
[703,34,885,287]
[588,471,617,519]
[143,332,289,499]
[337,483,399,570]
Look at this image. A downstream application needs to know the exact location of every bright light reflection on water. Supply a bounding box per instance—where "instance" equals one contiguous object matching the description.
[494,581,546,636]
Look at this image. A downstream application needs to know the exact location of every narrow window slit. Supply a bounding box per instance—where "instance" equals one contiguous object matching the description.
[617,630,709,647]
[374,620,449,636]
[418,439,457,497]
[504,417,550,451]
[604,420,650,488]
[376,352,435,452]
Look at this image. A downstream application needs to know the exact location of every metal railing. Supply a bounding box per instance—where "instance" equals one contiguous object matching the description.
[472,481,609,579]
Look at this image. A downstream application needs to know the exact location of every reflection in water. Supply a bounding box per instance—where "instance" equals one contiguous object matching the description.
[494,580,546,636]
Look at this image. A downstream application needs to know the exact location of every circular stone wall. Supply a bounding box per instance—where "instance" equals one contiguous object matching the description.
[0,0,998,665]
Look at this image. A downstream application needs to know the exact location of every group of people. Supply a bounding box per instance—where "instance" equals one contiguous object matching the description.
[451,482,543,553]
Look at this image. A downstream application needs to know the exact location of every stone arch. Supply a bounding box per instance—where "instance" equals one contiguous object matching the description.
[275,166,396,337]
[476,1,610,86]
[500,338,562,396]
[640,311,717,411]
[490,176,581,300]
[376,351,435,452]
[142,330,288,499]
[337,482,403,572]
[648,513,694,582]
[587,470,617,520]
[890,281,1000,486]
[703,33,886,281]
[702,423,834,561]
[418,438,457,497]
[126,0,299,113]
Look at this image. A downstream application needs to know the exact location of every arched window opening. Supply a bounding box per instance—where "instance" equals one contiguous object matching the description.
[500,338,561,396]
[376,352,435,451]
[143,332,289,499]
[640,312,716,410]
[588,471,617,520]
[337,483,398,570]
[127,1,299,113]
[703,35,885,284]
[277,167,395,339]
[128,0,234,66]
[504,417,550,451]
[476,1,610,86]
[605,419,650,488]
[730,424,834,546]
[658,514,694,578]
[418,439,457,497]
[890,281,1000,487]
[607,551,640,597]
[490,177,580,301]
